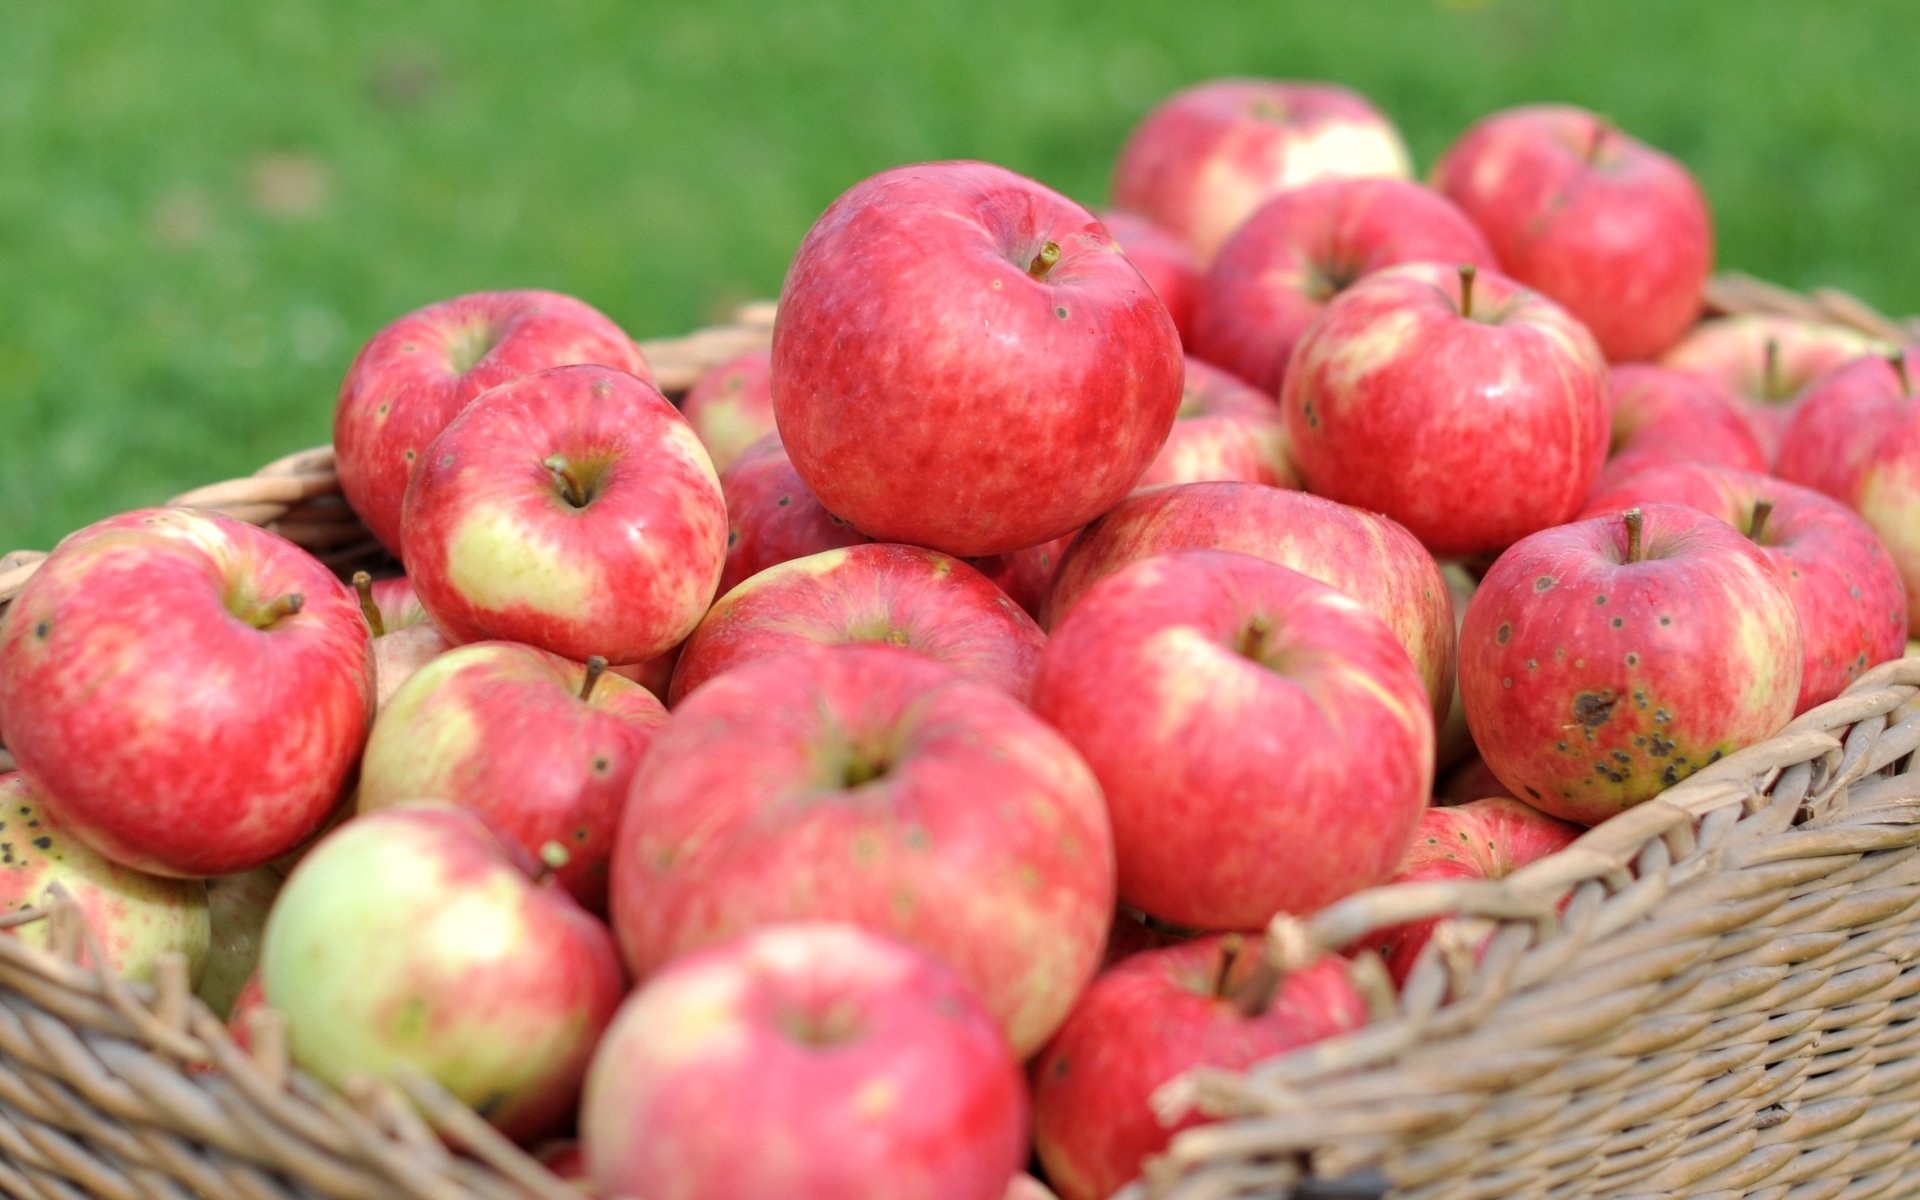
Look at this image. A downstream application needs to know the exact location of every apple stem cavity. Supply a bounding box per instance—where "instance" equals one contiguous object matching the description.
[1892,352,1912,398]
[1748,498,1775,544]
[1227,945,1285,1019]
[1623,508,1645,565]
[1457,264,1478,321]
[1027,241,1062,281]
[351,571,385,638]
[245,592,306,630]
[543,454,591,509]
[1211,933,1243,1000]
[579,655,609,702]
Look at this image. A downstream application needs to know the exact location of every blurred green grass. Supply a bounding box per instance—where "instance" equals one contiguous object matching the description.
[6,0,1920,551]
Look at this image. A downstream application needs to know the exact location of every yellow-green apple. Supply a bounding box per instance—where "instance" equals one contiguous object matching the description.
[260,803,624,1140]
[1435,562,1478,771]
[1777,351,1920,635]
[333,290,650,556]
[1133,359,1297,490]
[1459,505,1803,825]
[0,773,210,985]
[718,433,873,597]
[670,543,1047,705]
[1431,105,1711,363]
[1031,549,1431,929]
[1435,754,1515,806]
[1589,364,1768,497]
[356,642,667,912]
[1041,481,1456,722]
[351,572,451,710]
[1582,463,1906,713]
[1190,177,1495,396]
[1110,79,1413,263]
[1098,210,1199,342]
[1029,935,1367,1200]
[581,922,1027,1200]
[1659,315,1884,465]
[611,644,1114,1056]
[0,507,373,877]
[1281,262,1611,558]
[679,347,774,475]
[402,364,727,665]
[772,160,1182,557]
[198,865,282,1018]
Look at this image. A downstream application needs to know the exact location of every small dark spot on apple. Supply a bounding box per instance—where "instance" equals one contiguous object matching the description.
[1572,690,1617,728]
[1526,658,1538,670]
[1525,786,1541,799]
[727,529,738,547]
[1611,617,1623,628]
[1459,830,1471,841]
[30,837,48,851]
[1648,734,1674,757]
[377,403,389,415]
[1654,708,1672,724]
[574,827,589,842]
[1659,615,1672,626]
[1496,623,1511,644]
[1661,764,1682,787]
[1611,750,1631,764]
[1594,594,1608,605]
[404,449,415,462]
[1851,585,1862,599]
[1535,576,1556,592]
[1502,677,1513,689]
[1055,306,1069,319]
[1707,749,1723,764]
[34,621,49,640]
[440,454,453,468]
[1557,740,1569,752]
[1625,653,1639,666]
[776,495,790,507]
[402,342,418,353]
[592,756,611,774]
[1051,1056,1070,1078]
[1426,836,1438,845]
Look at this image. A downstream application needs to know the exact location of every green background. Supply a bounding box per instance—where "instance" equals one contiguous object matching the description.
[7,0,1918,552]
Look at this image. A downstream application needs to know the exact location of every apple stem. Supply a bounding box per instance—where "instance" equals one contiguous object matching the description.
[1623,508,1644,565]
[534,841,570,884]
[1210,933,1243,1001]
[351,571,385,638]
[1748,498,1774,544]
[1228,950,1284,1019]
[1892,352,1912,399]
[543,454,590,508]
[1458,264,1478,320]
[246,593,305,630]
[579,655,608,702]
[1764,337,1783,402]
[1027,241,1061,281]
[1586,116,1612,165]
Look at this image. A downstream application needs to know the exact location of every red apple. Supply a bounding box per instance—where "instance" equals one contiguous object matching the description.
[612,644,1114,1057]
[1435,754,1516,806]
[350,572,452,709]
[1435,562,1478,771]
[0,507,373,877]
[333,290,650,555]
[1459,505,1803,825]
[224,968,267,1053]
[1431,104,1712,363]
[199,865,283,1019]
[1042,482,1456,722]
[356,641,668,912]
[773,160,1183,557]
[1133,358,1297,490]
[1582,463,1906,713]
[1030,936,1367,1200]
[1110,79,1413,263]
[679,347,775,475]
[260,803,625,1140]
[1098,210,1200,342]
[581,922,1027,1200]
[1660,315,1885,464]
[718,433,873,597]
[670,543,1047,705]
[1281,262,1611,558]
[1190,177,1496,396]
[402,364,728,665]
[966,534,1075,622]
[1589,364,1768,497]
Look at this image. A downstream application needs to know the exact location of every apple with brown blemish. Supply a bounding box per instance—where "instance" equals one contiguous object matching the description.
[260,803,624,1140]
[198,865,283,1019]
[333,290,650,556]
[350,572,452,710]
[1459,505,1803,826]
[1033,550,1432,930]
[611,644,1114,1057]
[1660,315,1886,465]
[402,364,728,665]
[0,507,373,877]
[581,922,1027,1200]
[1110,79,1413,263]
[1098,210,1200,342]
[1589,364,1768,498]
[670,543,1047,706]
[356,642,667,912]
[1132,359,1297,490]
[1582,463,1906,713]
[1189,176,1495,396]
[679,347,775,475]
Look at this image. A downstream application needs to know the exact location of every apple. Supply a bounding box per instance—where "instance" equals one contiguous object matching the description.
[260,803,625,1140]
[333,290,650,556]
[966,534,1075,622]
[350,572,451,709]
[1281,262,1611,558]
[581,922,1027,1200]
[1459,504,1803,825]
[611,644,1114,1057]
[1110,79,1413,263]
[1100,907,1200,972]
[1659,315,1885,464]
[1582,463,1907,713]
[402,364,728,665]
[1190,177,1496,396]
[670,543,1047,705]
[1030,935,1367,1200]
[772,160,1183,557]
[718,433,874,597]
[1435,754,1516,806]
[534,1141,593,1188]
[0,772,210,985]
[1133,358,1297,490]
[1041,481,1456,722]
[0,507,373,877]
[679,347,776,475]
[1589,364,1768,497]
[224,967,266,1053]
[1435,562,1479,771]
[1005,1176,1059,1200]
[1431,104,1712,363]
[1776,350,1920,636]
[357,641,667,912]
[1098,210,1200,342]
[198,865,283,1019]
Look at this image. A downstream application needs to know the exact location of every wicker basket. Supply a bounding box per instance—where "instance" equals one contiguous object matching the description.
[0,279,1915,1200]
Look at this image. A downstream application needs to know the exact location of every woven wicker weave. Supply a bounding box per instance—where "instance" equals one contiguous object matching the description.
[0,281,1914,1200]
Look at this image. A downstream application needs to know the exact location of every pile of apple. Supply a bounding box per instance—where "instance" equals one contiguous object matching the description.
[2,76,1916,1200]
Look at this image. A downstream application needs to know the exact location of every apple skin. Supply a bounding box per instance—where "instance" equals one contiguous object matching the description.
[1004,1175,1059,1200]
[1190,177,1496,396]
[772,160,1183,557]
[1098,210,1200,342]
[0,507,374,877]
[967,535,1075,622]
[224,967,267,1053]
[611,644,1115,1057]
[1133,358,1297,491]
[1660,315,1884,464]
[260,803,625,1141]
[1435,562,1479,771]
[198,865,283,1019]
[334,290,650,556]
[1435,754,1517,806]
[1776,351,1920,636]
[361,575,452,710]
[1582,463,1907,714]
[679,347,775,475]
[1431,104,1713,363]
[718,433,874,598]
[1459,503,1803,826]
[1589,364,1769,498]
[581,922,1028,1200]
[1030,936,1367,1200]
[1031,549,1432,930]
[1281,261,1611,559]
[0,773,211,986]
[1042,482,1456,722]
[402,364,728,665]
[1110,79,1413,263]
[670,543,1047,706]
